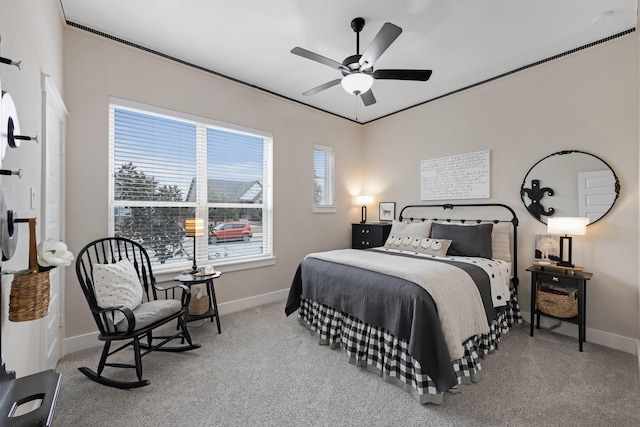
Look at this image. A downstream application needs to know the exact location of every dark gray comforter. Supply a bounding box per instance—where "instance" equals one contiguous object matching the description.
[285,250,496,392]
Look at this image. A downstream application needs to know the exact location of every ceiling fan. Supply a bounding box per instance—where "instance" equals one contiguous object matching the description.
[291,17,432,106]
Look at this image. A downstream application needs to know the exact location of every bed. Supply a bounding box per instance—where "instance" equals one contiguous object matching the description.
[285,203,522,404]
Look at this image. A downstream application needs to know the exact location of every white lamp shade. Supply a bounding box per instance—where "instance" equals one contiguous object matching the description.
[547,217,588,236]
[341,73,374,95]
[185,218,205,237]
[355,195,373,206]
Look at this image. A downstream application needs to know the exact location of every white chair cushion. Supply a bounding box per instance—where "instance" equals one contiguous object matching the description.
[94,259,144,324]
[115,299,183,332]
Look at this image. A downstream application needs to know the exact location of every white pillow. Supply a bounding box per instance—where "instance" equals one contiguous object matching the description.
[93,259,143,324]
[384,220,432,248]
[386,236,452,257]
[388,219,432,238]
[491,222,512,262]
[384,220,449,256]
[415,237,452,257]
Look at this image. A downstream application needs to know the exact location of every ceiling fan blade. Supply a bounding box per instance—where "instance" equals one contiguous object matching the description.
[303,79,342,96]
[359,22,402,69]
[373,69,432,81]
[291,47,349,72]
[360,89,376,106]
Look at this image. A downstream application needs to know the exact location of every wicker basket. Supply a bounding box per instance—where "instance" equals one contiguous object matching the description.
[188,284,210,315]
[9,218,51,322]
[9,271,51,321]
[536,288,578,318]
[189,296,209,315]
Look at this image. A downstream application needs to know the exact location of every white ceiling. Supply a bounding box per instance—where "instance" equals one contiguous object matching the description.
[60,0,637,124]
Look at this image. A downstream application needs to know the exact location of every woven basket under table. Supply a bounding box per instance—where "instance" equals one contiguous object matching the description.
[536,288,578,319]
[189,295,209,316]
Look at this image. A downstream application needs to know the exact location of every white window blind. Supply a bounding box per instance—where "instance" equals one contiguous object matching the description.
[314,145,335,212]
[109,100,273,271]
[207,127,269,260]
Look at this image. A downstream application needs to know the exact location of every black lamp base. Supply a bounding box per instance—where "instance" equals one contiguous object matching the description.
[189,237,199,274]
[558,235,574,269]
[360,205,367,224]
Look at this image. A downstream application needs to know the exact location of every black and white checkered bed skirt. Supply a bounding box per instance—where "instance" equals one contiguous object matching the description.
[297,288,522,404]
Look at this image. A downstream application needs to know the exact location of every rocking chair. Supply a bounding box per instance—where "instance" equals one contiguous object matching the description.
[75,237,200,389]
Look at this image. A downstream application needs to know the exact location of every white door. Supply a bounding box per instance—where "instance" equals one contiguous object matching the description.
[41,75,68,370]
[578,170,616,223]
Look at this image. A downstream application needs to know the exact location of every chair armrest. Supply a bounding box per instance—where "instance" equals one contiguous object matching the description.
[154,283,192,308]
[93,306,136,335]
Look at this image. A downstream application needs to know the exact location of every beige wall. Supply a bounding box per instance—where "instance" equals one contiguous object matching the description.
[0,0,65,376]
[362,34,640,343]
[63,28,364,339]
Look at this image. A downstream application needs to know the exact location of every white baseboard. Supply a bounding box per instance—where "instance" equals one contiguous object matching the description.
[64,330,101,355]
[63,288,290,356]
[637,341,640,381]
[521,310,639,355]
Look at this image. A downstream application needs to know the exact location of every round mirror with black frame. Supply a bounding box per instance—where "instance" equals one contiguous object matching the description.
[520,150,620,225]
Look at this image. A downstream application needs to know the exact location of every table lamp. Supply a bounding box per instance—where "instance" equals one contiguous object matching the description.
[355,195,373,224]
[547,217,588,268]
[185,218,204,274]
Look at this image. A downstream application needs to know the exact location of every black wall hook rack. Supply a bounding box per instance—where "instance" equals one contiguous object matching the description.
[0,56,22,70]
[13,134,38,143]
[0,169,23,178]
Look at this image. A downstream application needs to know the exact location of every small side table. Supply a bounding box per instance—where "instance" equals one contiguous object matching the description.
[174,271,222,333]
[527,265,592,351]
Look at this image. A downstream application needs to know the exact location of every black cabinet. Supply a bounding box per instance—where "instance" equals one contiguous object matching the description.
[527,265,593,351]
[351,223,392,249]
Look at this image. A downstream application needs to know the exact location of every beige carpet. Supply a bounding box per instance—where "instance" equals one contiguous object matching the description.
[53,300,640,426]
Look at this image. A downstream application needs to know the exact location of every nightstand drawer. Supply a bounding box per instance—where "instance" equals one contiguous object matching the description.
[535,272,580,287]
[351,223,391,249]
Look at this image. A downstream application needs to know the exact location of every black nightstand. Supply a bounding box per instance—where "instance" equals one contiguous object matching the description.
[351,223,392,249]
[527,265,593,351]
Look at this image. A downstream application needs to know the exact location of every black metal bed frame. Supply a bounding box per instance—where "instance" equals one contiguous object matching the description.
[398,203,519,290]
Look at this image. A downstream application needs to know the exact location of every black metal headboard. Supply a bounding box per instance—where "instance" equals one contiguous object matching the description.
[398,203,519,289]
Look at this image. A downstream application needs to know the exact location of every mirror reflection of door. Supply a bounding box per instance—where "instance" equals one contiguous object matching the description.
[578,170,617,223]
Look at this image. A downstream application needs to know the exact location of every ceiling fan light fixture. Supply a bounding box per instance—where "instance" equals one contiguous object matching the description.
[341,73,374,95]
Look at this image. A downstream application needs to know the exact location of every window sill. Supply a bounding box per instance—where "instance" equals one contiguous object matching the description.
[313,206,336,214]
[154,255,276,284]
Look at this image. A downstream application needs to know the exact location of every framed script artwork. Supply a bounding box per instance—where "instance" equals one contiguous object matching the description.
[379,202,396,221]
[420,150,490,200]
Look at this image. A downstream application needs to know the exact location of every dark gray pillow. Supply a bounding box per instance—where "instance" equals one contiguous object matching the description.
[431,223,493,258]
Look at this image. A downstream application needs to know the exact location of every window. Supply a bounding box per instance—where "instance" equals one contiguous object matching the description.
[313,145,335,213]
[109,98,273,272]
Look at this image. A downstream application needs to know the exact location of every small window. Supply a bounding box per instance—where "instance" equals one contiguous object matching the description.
[314,145,335,213]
